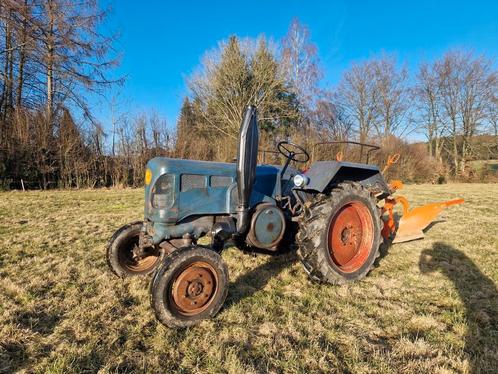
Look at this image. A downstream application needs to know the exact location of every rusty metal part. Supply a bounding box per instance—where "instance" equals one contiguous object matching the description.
[382,153,400,175]
[139,227,155,249]
[388,179,404,191]
[119,242,161,273]
[381,198,397,241]
[328,201,374,273]
[391,196,464,243]
[159,238,193,255]
[170,261,218,316]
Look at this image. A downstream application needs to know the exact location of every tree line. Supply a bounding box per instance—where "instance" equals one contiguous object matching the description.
[1,4,497,189]
[177,20,498,182]
[1,0,125,188]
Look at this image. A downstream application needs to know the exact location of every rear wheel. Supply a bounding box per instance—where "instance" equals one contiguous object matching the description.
[150,246,229,328]
[106,222,164,277]
[297,182,381,284]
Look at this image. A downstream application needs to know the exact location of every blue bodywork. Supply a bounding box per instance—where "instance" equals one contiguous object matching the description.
[144,157,298,244]
[143,156,390,245]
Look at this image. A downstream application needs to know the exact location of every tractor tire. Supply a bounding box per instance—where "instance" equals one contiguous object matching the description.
[106,221,164,278]
[296,182,381,284]
[150,246,229,328]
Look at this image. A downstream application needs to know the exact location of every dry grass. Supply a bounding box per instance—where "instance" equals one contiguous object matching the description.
[1,184,497,373]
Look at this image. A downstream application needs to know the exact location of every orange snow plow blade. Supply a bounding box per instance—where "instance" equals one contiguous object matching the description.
[392,197,464,243]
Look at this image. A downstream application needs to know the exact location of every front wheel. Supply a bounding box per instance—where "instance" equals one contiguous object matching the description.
[296,182,382,284]
[150,246,229,328]
[106,222,164,278]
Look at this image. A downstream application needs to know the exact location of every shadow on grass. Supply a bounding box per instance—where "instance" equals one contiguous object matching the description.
[14,309,61,335]
[225,251,297,308]
[0,341,28,374]
[423,219,445,233]
[419,242,498,373]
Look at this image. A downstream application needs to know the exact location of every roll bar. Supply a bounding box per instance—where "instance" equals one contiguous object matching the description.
[311,141,380,164]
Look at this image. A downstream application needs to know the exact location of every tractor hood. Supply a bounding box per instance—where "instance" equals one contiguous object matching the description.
[144,157,297,225]
[147,157,236,179]
[144,157,236,223]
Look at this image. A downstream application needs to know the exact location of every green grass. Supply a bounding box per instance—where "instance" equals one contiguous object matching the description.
[1,184,497,373]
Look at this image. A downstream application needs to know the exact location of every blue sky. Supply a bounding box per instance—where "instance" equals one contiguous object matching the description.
[92,0,498,133]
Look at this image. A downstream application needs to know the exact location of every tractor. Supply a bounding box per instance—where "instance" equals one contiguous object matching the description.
[106,106,463,328]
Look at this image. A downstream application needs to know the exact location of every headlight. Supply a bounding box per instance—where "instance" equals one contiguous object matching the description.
[151,174,174,209]
[293,174,309,187]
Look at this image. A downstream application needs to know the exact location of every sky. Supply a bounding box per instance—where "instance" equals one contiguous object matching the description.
[92,0,498,135]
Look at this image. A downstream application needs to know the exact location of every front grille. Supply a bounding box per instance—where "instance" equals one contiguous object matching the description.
[210,175,233,188]
[181,174,206,191]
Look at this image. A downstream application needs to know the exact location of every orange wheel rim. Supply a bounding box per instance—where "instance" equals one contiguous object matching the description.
[170,261,218,316]
[118,237,161,273]
[328,201,374,273]
[124,253,160,272]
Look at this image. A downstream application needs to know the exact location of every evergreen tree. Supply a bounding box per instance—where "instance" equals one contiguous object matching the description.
[187,35,298,160]
[175,97,197,158]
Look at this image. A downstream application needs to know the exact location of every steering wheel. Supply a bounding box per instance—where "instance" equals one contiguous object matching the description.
[277,141,310,163]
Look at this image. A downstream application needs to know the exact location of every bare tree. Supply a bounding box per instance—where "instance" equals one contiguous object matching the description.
[371,56,411,140]
[489,96,498,139]
[280,18,321,113]
[459,55,496,172]
[312,99,352,141]
[0,0,124,188]
[335,61,378,143]
[437,54,461,174]
[437,51,496,175]
[33,0,122,122]
[415,62,447,163]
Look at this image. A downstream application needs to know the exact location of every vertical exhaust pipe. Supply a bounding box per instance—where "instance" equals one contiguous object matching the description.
[236,106,259,233]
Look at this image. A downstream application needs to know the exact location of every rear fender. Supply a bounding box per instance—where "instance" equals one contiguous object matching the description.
[302,161,390,195]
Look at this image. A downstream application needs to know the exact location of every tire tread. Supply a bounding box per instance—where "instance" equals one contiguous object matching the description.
[296,182,382,284]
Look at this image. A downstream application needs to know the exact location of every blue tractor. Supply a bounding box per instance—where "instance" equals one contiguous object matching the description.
[107,106,462,327]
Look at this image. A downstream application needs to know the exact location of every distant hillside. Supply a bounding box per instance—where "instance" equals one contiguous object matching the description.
[414,134,498,161]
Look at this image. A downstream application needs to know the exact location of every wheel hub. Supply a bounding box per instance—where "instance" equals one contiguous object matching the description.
[340,224,358,245]
[119,240,160,273]
[171,262,218,316]
[328,201,374,273]
[187,280,204,297]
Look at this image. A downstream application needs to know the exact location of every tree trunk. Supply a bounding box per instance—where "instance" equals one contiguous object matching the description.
[452,124,459,176]
[16,0,29,109]
[1,12,13,120]
[46,0,55,124]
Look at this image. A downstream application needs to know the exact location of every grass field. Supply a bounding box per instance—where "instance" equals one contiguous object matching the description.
[1,184,497,373]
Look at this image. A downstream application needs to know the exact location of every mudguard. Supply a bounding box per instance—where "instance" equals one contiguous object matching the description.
[303,161,390,196]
